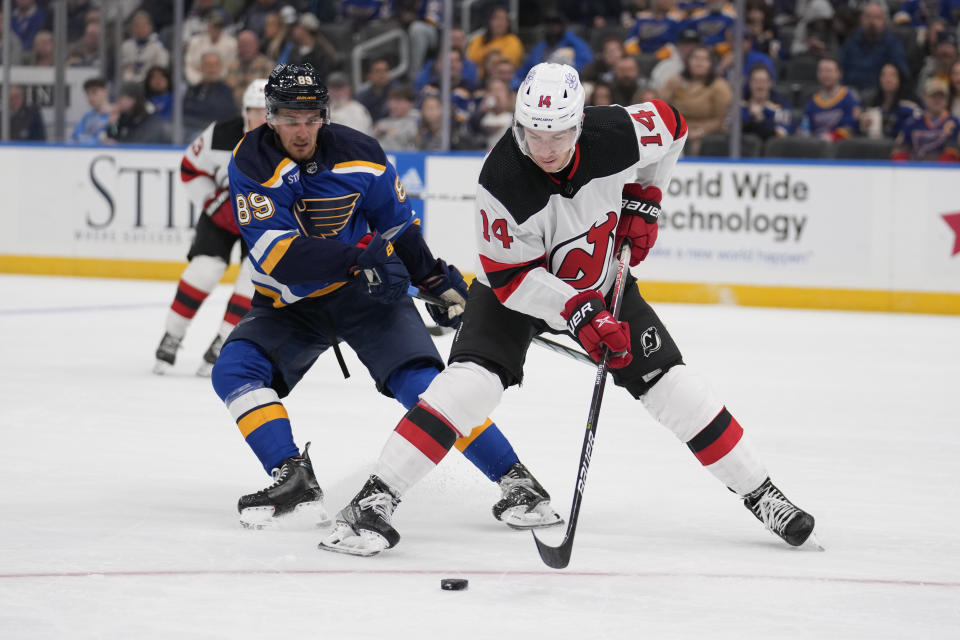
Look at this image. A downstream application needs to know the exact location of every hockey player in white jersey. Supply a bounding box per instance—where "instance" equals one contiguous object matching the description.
[153,79,267,376]
[320,62,817,557]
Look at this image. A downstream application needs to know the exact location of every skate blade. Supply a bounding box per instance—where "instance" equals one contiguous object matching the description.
[240,501,331,530]
[501,503,564,531]
[152,360,173,375]
[318,524,389,557]
[800,532,826,552]
[195,361,214,377]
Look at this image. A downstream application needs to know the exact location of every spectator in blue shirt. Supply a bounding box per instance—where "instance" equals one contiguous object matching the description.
[145,66,173,121]
[11,0,48,50]
[413,28,478,92]
[514,12,593,85]
[70,77,112,145]
[840,2,910,91]
[802,56,862,141]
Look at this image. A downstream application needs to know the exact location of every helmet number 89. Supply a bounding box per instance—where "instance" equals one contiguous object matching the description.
[297,75,314,85]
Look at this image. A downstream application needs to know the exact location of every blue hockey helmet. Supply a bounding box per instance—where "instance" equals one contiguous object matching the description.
[264,62,329,121]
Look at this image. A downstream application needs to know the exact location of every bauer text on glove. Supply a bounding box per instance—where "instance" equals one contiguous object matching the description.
[561,290,632,368]
[616,184,661,265]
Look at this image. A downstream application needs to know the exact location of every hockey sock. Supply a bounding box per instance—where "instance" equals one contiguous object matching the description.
[686,407,767,495]
[385,363,517,481]
[165,256,227,336]
[374,401,460,495]
[217,293,252,339]
[641,365,768,496]
[455,419,519,482]
[212,340,299,473]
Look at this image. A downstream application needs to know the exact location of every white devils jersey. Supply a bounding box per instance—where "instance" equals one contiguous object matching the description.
[179,117,245,211]
[474,101,687,330]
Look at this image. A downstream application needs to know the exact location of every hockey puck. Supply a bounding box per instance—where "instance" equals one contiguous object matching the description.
[440,578,468,591]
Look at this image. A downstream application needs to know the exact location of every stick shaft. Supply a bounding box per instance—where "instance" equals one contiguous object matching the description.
[531,242,632,569]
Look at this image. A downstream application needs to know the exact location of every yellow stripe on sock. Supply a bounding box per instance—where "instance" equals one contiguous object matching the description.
[237,403,289,438]
[454,418,493,452]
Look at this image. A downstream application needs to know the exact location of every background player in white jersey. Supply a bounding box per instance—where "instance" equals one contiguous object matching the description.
[321,63,817,557]
[153,79,267,377]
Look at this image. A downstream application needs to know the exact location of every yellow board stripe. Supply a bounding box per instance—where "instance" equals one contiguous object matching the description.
[332,160,386,172]
[454,418,493,452]
[4,255,960,315]
[260,236,295,275]
[0,255,241,282]
[237,403,289,438]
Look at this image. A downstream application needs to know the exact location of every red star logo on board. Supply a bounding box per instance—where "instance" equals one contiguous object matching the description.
[942,212,960,256]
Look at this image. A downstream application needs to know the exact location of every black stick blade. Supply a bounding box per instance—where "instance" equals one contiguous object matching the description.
[532,530,574,569]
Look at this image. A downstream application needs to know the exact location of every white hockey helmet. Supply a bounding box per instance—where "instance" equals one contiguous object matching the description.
[512,62,585,157]
[242,78,268,110]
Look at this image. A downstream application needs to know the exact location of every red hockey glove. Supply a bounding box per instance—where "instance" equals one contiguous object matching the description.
[616,184,661,266]
[561,290,632,369]
[204,188,239,234]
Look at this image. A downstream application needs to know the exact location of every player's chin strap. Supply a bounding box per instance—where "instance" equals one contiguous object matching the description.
[408,286,595,367]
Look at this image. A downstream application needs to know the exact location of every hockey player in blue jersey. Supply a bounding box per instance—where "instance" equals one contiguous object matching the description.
[211,62,561,531]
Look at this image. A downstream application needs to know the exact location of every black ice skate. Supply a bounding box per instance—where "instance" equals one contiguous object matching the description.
[318,475,401,557]
[492,462,563,530]
[238,442,329,529]
[743,478,819,548]
[196,335,224,377]
[153,332,182,374]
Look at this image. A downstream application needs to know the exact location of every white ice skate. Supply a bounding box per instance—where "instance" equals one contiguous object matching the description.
[318,476,401,557]
[493,463,563,530]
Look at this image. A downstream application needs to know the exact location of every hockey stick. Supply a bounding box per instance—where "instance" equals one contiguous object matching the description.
[531,241,632,569]
[410,287,595,367]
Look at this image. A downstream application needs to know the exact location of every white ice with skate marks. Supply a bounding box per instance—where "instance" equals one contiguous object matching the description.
[1,275,958,639]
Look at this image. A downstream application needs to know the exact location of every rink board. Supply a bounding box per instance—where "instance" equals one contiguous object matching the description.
[2,144,959,314]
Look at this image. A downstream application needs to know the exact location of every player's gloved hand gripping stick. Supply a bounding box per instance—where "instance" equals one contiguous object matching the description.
[532,240,632,569]
[418,260,468,328]
[351,233,410,303]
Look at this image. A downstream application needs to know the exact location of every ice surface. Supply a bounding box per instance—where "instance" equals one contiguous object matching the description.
[1,275,958,639]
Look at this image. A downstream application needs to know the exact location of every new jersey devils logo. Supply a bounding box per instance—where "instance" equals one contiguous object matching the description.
[551,211,618,289]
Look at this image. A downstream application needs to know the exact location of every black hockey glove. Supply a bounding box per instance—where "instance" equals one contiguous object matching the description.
[418,260,467,328]
[350,233,411,303]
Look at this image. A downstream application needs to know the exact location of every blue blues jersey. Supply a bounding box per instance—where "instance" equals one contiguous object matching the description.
[624,10,684,55]
[894,0,960,26]
[894,113,960,160]
[228,123,419,309]
[687,5,736,46]
[802,87,861,139]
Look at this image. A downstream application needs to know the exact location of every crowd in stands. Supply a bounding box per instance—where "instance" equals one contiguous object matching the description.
[2,0,959,161]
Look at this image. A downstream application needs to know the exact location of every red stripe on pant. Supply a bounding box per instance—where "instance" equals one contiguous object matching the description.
[693,416,744,466]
